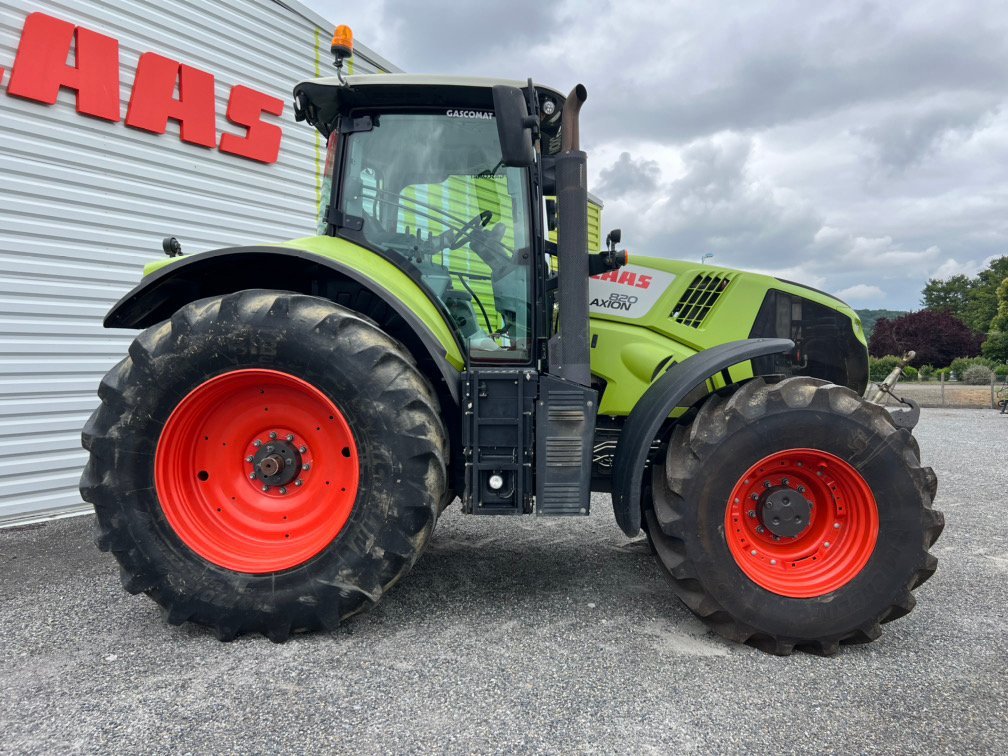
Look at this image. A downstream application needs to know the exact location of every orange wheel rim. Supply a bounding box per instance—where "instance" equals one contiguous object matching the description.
[724,448,879,598]
[154,369,359,573]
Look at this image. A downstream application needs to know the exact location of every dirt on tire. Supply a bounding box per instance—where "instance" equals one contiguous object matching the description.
[645,377,943,655]
[80,290,447,641]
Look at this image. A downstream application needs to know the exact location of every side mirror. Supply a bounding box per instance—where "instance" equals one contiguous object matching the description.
[492,85,536,167]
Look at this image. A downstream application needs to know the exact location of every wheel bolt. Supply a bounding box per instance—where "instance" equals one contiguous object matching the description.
[299,446,307,453]
[302,464,310,471]
[764,481,772,488]
[750,549,758,556]
[747,510,756,518]
[756,526,765,534]
[781,478,790,487]
[279,487,287,495]
[750,494,759,501]
[834,522,841,529]
[823,541,831,548]
[286,434,294,442]
[773,535,780,541]
[269,432,278,440]
[816,470,823,477]
[249,473,256,480]
[261,485,270,492]
[295,479,303,487]
[770,559,777,565]
[245,456,254,463]
[253,440,262,448]
[798,486,806,493]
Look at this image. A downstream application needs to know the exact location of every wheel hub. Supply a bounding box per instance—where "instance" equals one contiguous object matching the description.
[759,485,813,538]
[250,438,303,488]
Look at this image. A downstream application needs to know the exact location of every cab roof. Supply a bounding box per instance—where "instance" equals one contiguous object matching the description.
[293,74,566,137]
[301,73,530,90]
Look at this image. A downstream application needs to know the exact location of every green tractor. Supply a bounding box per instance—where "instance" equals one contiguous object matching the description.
[80,40,942,654]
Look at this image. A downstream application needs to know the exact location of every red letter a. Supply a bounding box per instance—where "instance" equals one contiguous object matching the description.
[126,52,216,148]
[6,12,120,122]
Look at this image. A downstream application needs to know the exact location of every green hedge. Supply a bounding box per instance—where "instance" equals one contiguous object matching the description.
[868,355,901,382]
[865,356,1007,382]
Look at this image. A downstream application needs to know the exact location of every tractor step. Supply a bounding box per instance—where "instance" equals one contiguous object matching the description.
[534,375,595,516]
[461,369,536,514]
[461,370,595,516]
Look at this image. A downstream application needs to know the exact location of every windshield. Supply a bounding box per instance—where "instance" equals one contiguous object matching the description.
[337,112,532,362]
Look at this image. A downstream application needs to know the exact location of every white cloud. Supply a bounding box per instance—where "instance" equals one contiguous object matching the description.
[836,284,886,302]
[929,256,998,279]
[304,0,1008,308]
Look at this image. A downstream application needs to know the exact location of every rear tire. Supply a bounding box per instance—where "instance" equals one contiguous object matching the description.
[81,290,447,641]
[645,377,943,655]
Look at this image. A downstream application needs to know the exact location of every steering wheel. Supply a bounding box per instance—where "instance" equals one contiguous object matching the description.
[447,210,493,250]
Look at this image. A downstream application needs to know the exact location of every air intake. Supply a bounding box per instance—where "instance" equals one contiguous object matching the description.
[671,273,733,328]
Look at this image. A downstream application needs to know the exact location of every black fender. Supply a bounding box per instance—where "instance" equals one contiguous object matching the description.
[105,245,463,408]
[611,338,795,537]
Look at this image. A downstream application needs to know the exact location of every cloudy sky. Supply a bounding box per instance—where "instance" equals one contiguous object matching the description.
[305,0,1008,310]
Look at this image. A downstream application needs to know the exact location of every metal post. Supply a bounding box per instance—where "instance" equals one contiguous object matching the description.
[940,371,945,406]
[992,374,997,409]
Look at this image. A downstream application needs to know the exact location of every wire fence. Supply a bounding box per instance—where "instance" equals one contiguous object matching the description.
[880,374,1008,410]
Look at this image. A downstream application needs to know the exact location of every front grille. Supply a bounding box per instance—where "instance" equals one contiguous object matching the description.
[671,274,732,328]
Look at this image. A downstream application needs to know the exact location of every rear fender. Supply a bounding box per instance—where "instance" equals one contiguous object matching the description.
[107,245,463,401]
[611,338,794,536]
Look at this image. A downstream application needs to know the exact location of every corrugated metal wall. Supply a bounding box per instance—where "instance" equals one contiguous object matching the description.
[0,0,393,522]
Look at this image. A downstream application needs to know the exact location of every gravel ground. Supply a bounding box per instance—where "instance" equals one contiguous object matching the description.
[1,408,1006,754]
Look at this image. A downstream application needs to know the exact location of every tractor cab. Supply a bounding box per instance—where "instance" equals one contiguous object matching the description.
[294,75,569,365]
[295,73,601,517]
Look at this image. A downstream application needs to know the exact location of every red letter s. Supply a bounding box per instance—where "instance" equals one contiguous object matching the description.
[219,85,284,164]
[6,12,120,121]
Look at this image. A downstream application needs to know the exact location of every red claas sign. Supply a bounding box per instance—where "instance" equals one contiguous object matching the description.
[1,12,285,163]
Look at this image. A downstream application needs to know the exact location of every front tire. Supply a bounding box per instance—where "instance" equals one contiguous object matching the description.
[645,377,943,655]
[81,290,447,641]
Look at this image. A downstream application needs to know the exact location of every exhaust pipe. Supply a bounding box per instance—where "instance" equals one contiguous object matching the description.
[560,84,587,152]
[551,84,591,387]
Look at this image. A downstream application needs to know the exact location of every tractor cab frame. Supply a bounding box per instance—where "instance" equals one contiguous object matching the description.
[296,74,601,515]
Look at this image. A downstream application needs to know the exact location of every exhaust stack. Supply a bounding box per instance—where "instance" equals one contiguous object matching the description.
[551,84,590,387]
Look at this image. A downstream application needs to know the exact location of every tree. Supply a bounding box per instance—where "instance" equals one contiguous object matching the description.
[980,276,1008,362]
[855,309,907,341]
[921,274,971,318]
[869,310,982,367]
[963,256,1008,333]
[920,257,1008,333]
[981,331,1008,362]
[990,276,1008,332]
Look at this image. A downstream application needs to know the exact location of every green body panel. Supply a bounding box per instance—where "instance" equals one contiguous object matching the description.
[546,197,602,251]
[143,236,467,371]
[140,243,864,418]
[587,255,866,416]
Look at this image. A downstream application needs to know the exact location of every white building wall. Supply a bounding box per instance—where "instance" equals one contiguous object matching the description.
[0,0,394,521]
